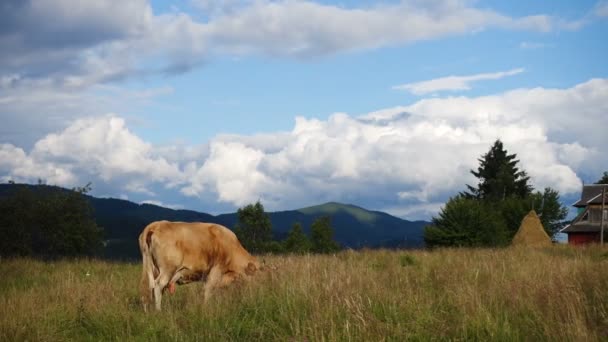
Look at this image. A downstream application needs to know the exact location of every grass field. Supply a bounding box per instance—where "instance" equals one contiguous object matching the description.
[1,246,607,341]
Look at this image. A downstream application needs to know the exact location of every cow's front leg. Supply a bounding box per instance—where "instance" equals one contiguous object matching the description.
[203,266,222,302]
[220,271,240,288]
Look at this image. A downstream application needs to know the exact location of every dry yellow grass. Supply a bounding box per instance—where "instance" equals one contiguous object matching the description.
[1,246,607,341]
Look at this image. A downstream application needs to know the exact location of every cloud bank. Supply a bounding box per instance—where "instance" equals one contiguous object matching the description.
[0,0,587,84]
[1,79,606,219]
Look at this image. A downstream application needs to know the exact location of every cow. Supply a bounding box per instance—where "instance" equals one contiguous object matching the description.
[138,220,260,311]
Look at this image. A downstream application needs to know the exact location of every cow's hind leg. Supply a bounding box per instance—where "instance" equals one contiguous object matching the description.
[153,271,173,311]
[167,268,188,294]
[203,266,222,302]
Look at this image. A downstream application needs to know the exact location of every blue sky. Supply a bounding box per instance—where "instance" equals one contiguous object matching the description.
[1,0,607,219]
[136,0,606,144]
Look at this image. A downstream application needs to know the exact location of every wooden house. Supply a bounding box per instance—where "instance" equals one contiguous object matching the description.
[561,184,607,245]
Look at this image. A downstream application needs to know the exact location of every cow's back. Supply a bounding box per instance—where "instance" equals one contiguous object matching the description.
[142,221,254,273]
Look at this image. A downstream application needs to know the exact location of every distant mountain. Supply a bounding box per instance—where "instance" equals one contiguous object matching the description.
[0,184,429,259]
[213,201,428,248]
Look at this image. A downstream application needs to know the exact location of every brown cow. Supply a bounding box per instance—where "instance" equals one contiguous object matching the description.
[138,221,260,311]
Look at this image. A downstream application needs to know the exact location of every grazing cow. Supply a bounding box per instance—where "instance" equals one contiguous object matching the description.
[139,221,260,311]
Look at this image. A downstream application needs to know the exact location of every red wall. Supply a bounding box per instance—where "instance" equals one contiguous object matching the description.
[568,233,600,245]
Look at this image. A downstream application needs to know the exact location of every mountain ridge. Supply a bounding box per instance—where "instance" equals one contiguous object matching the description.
[0,184,428,259]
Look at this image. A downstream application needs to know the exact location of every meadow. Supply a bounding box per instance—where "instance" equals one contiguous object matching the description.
[1,246,607,341]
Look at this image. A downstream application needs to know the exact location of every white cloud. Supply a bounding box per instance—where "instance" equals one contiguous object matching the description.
[1,79,607,219]
[176,78,605,217]
[0,143,76,185]
[519,41,551,49]
[199,1,571,58]
[181,141,272,205]
[141,200,184,210]
[393,68,525,95]
[595,1,608,17]
[1,0,593,150]
[0,74,173,149]
[0,0,154,82]
[32,115,181,182]
[0,115,183,198]
[0,0,587,85]
[380,202,445,221]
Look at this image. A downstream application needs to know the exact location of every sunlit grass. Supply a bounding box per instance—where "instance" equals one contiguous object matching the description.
[1,245,607,341]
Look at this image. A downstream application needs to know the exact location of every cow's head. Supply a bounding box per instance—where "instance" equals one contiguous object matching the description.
[245,261,257,276]
[257,258,278,272]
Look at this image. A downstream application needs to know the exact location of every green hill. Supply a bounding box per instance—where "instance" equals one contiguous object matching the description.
[213,201,427,249]
[0,184,428,259]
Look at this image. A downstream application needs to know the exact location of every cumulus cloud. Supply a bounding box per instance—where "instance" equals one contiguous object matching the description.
[393,68,525,95]
[33,116,180,182]
[180,78,605,216]
[0,143,76,185]
[2,79,607,219]
[181,141,273,205]
[0,115,182,195]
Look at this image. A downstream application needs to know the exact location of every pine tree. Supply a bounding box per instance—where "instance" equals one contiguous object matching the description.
[234,201,272,253]
[427,140,568,247]
[465,140,532,201]
[283,222,311,254]
[310,216,340,253]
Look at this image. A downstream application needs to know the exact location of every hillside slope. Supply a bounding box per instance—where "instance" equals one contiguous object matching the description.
[0,184,428,259]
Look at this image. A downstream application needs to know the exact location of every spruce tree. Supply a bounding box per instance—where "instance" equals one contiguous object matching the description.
[310,216,340,253]
[234,201,272,253]
[283,222,311,254]
[426,140,568,247]
[465,140,532,201]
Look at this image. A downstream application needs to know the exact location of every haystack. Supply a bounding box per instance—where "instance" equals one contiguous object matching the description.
[512,210,552,247]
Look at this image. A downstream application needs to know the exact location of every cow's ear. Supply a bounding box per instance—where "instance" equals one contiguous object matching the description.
[245,262,257,276]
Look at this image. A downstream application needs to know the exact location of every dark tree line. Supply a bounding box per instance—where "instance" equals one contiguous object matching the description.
[0,182,103,258]
[0,182,340,258]
[424,140,569,248]
[235,201,340,254]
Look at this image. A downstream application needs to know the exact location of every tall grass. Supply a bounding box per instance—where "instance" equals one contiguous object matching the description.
[1,246,607,341]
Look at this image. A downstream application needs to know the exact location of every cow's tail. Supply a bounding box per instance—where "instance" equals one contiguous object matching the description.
[138,223,158,311]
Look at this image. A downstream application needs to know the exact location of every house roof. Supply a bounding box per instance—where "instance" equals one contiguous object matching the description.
[561,223,604,233]
[572,184,608,207]
[561,206,604,234]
